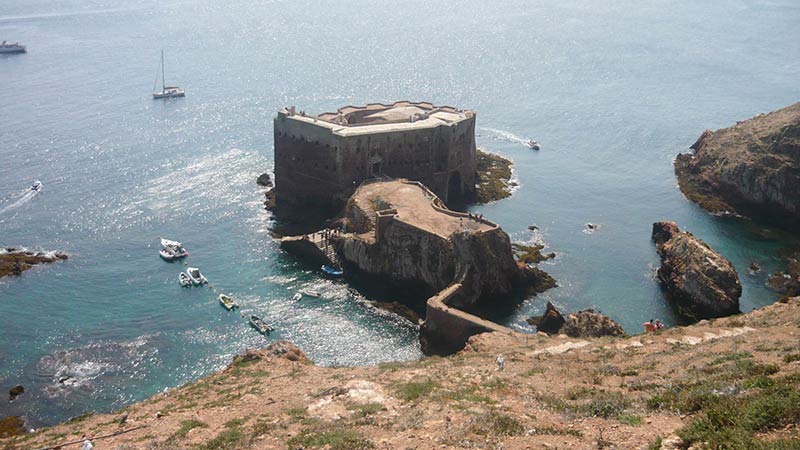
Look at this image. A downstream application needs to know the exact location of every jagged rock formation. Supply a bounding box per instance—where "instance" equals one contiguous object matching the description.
[561,310,625,338]
[527,302,624,337]
[674,102,800,226]
[0,249,67,279]
[652,221,741,320]
[526,301,565,334]
[336,180,552,311]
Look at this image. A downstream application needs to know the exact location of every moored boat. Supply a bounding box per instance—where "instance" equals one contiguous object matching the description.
[178,272,191,287]
[0,41,26,54]
[321,265,343,277]
[292,292,302,301]
[248,315,273,334]
[301,290,321,298]
[152,50,185,99]
[219,294,237,310]
[186,267,207,284]
[159,238,189,260]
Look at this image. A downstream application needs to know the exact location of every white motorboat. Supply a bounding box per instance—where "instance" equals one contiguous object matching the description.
[159,238,189,260]
[526,140,541,150]
[152,50,185,99]
[178,272,191,287]
[186,267,207,285]
[30,180,42,192]
[293,292,303,302]
[249,315,273,334]
[301,290,321,298]
[219,294,237,310]
[0,41,26,54]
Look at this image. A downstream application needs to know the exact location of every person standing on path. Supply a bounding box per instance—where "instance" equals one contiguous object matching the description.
[496,354,504,371]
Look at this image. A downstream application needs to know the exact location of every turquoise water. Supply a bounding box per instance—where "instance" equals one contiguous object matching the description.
[1,0,798,427]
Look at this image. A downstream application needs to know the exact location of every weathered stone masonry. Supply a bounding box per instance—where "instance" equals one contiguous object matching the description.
[274,101,477,215]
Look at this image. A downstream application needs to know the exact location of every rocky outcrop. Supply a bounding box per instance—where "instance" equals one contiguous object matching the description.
[561,310,625,338]
[256,173,273,187]
[674,102,800,226]
[526,303,623,337]
[652,221,741,320]
[767,251,800,297]
[0,249,67,279]
[526,301,565,334]
[0,416,25,439]
[229,341,310,368]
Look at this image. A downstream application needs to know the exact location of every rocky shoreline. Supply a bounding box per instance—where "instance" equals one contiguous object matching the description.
[0,248,68,279]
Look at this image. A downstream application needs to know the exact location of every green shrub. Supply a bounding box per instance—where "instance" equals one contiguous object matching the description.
[395,379,439,402]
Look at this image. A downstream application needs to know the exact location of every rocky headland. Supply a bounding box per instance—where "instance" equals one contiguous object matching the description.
[8,297,799,450]
[674,102,800,226]
[0,248,67,279]
[280,179,555,355]
[652,221,741,321]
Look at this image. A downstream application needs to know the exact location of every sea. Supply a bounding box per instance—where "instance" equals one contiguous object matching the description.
[1,0,798,428]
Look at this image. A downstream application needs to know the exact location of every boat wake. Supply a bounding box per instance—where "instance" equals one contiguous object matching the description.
[0,187,40,216]
[477,127,531,147]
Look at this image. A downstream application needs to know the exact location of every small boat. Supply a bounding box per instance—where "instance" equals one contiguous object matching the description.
[30,180,42,192]
[0,41,26,54]
[526,140,540,150]
[292,292,303,302]
[178,272,191,287]
[159,238,189,260]
[301,290,321,298]
[219,294,237,310]
[152,50,185,99]
[321,265,343,277]
[186,267,207,285]
[249,315,273,334]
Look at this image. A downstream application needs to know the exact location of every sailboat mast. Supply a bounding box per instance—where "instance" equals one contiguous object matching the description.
[161,50,166,91]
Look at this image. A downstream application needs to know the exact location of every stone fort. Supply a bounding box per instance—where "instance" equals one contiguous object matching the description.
[273,101,477,214]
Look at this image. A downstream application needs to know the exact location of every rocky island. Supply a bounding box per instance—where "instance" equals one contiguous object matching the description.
[652,221,741,321]
[0,248,67,279]
[674,102,800,226]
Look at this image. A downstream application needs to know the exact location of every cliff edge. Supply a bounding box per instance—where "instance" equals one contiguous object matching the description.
[9,298,799,450]
[674,102,800,226]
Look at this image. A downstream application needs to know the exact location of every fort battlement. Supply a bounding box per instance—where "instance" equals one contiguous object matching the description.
[273,101,477,216]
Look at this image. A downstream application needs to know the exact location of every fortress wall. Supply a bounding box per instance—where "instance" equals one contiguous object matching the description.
[419,283,515,355]
[273,105,478,215]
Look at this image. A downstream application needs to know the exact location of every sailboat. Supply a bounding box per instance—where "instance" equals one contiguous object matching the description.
[152,50,185,99]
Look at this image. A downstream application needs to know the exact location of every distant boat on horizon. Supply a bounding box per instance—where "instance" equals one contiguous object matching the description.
[152,49,185,99]
[0,41,26,54]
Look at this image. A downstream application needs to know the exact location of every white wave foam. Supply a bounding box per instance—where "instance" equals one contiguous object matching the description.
[0,188,40,216]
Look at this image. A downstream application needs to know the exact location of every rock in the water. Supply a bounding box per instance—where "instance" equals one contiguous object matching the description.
[8,385,23,401]
[0,250,68,279]
[561,309,625,338]
[256,173,273,187]
[652,221,742,320]
[527,301,566,335]
[674,102,800,227]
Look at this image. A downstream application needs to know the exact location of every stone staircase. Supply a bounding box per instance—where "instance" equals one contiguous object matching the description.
[310,230,342,269]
